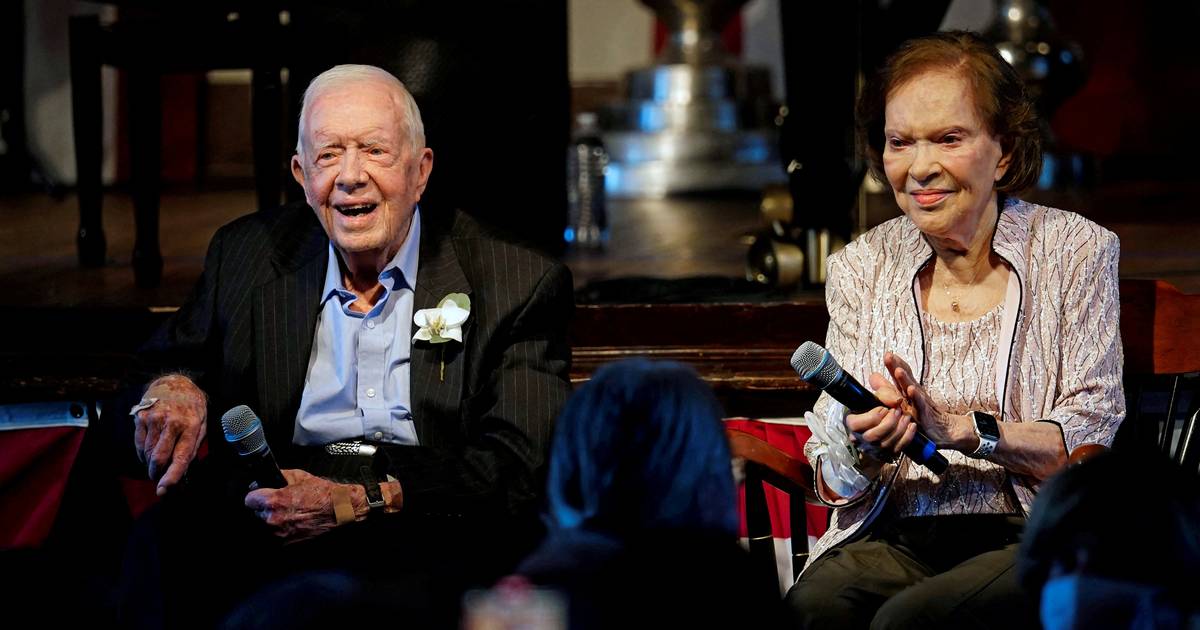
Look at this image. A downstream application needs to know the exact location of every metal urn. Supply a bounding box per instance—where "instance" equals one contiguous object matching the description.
[600,0,785,198]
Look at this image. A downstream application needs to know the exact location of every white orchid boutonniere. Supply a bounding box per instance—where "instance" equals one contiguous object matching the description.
[413,293,470,381]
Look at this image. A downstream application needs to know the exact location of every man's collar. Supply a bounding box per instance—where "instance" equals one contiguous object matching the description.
[381,206,422,292]
[319,206,422,305]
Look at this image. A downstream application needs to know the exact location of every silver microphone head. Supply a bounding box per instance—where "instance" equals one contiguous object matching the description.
[221,405,266,456]
[790,341,843,388]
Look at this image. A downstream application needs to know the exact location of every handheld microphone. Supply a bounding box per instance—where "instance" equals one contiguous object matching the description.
[791,341,949,475]
[221,405,288,490]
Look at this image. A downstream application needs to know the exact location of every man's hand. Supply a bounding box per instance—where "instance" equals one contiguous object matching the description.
[244,469,367,543]
[133,374,207,496]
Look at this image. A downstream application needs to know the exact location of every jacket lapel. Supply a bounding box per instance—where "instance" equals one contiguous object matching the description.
[990,198,1030,419]
[410,211,472,445]
[899,219,934,385]
[253,210,328,457]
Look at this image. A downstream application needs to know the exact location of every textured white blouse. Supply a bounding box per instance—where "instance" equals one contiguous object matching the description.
[886,304,1018,518]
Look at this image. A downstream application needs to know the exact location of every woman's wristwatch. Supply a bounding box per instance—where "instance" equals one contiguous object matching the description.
[969,411,1000,458]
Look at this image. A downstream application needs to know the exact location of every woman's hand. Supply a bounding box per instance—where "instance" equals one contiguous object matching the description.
[883,351,1069,475]
[884,352,973,450]
[843,373,917,469]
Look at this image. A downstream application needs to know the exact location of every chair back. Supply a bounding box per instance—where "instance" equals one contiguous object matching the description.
[1118,280,1200,474]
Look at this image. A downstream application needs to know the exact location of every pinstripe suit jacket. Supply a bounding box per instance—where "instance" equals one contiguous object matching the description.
[146,203,574,518]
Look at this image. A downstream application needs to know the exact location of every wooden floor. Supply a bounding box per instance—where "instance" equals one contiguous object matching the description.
[0,182,1197,311]
[0,189,253,309]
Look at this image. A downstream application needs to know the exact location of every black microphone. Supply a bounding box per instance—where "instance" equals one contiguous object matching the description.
[221,405,288,490]
[791,341,949,475]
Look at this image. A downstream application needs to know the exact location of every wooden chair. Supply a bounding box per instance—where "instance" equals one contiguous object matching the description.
[726,429,818,593]
[1118,280,1200,472]
[1174,409,1200,473]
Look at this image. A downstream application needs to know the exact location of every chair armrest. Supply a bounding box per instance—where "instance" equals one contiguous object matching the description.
[1068,443,1108,466]
[727,430,819,504]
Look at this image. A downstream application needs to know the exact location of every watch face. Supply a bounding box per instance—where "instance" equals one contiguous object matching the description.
[973,412,1001,440]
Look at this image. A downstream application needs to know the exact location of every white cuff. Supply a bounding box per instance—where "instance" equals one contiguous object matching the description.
[805,403,870,498]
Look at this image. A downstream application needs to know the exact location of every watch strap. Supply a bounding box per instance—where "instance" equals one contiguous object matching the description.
[360,465,386,509]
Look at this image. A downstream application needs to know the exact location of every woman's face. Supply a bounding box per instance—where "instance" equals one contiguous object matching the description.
[882,69,1010,245]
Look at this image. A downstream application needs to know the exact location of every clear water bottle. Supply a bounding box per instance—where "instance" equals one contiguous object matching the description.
[565,112,608,249]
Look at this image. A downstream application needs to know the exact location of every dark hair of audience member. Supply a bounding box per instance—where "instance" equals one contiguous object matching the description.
[544,358,737,537]
[1018,449,1200,598]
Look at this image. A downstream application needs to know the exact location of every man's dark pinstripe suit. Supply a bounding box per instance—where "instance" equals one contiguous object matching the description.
[145,201,573,519]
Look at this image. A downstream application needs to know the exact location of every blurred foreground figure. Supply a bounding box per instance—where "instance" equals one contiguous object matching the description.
[1019,450,1200,630]
[516,359,784,629]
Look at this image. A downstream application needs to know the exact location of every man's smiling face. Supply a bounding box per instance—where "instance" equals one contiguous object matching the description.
[292,80,432,268]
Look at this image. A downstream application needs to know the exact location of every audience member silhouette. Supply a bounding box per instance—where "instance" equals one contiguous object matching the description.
[516,359,783,629]
[1018,449,1200,630]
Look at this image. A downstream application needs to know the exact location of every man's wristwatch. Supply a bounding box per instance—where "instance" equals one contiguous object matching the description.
[969,411,1000,458]
[359,465,386,510]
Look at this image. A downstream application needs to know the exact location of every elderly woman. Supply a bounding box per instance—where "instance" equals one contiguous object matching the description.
[786,31,1124,628]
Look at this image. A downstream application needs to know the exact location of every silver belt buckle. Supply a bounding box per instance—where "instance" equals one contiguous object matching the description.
[324,440,378,457]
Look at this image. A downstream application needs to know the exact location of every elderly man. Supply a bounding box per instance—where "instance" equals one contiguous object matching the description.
[127,64,572,625]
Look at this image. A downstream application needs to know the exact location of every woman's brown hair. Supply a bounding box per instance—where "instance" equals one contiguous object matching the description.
[858,30,1043,194]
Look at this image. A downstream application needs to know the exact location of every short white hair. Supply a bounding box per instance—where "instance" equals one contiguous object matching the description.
[295,64,425,157]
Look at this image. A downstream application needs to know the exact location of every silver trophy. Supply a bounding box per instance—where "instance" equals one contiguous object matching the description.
[601,0,785,198]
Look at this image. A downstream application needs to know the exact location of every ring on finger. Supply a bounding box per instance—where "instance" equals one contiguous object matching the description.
[129,397,160,416]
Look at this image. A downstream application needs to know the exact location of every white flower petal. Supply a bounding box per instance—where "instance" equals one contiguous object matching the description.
[415,300,468,346]
[441,304,469,326]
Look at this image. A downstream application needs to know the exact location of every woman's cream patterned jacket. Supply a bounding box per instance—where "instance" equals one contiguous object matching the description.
[802,197,1125,573]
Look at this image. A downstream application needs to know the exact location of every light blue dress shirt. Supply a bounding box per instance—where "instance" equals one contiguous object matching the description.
[293,210,421,446]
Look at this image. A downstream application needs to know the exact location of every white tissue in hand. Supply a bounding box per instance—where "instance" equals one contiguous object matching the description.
[806,402,870,498]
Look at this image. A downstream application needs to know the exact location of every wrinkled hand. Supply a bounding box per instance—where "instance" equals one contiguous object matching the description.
[133,374,207,496]
[245,469,364,543]
[884,352,959,446]
[844,372,917,465]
